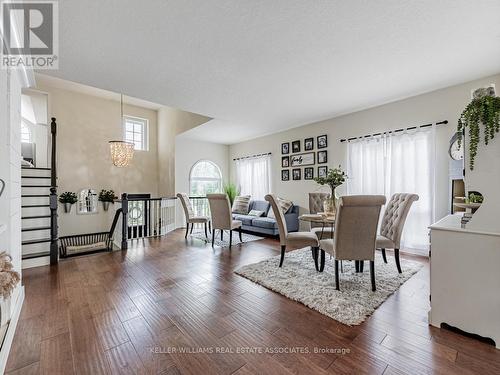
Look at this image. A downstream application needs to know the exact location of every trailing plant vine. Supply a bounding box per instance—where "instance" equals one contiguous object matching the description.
[457,95,500,170]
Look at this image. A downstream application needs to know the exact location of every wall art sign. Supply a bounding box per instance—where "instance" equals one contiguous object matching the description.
[290,152,315,167]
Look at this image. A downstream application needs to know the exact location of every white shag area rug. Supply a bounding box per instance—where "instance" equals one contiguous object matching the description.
[191,230,264,247]
[235,248,423,325]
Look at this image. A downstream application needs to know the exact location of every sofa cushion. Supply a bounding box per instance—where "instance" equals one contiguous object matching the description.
[232,214,254,226]
[250,200,270,215]
[248,209,264,217]
[267,198,293,218]
[232,195,251,214]
[251,217,277,229]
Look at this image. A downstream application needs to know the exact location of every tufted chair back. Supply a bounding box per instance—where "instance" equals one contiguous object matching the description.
[265,194,288,246]
[177,193,194,220]
[333,195,386,260]
[207,194,233,230]
[308,193,330,228]
[380,193,419,248]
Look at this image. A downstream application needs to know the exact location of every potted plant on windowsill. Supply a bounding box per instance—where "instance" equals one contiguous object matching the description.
[313,166,347,216]
[58,191,78,213]
[98,189,118,211]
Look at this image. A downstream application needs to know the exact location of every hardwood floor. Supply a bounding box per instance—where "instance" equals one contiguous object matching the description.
[6,229,500,374]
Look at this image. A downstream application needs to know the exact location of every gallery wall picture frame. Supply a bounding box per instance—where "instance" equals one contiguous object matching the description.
[281,142,290,154]
[292,168,301,180]
[317,150,328,164]
[317,134,328,149]
[292,140,301,153]
[318,166,328,178]
[304,137,314,151]
[282,156,290,168]
[282,170,290,181]
[290,152,315,167]
[304,167,314,180]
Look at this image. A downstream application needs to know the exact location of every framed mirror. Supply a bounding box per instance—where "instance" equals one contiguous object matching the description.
[77,189,98,214]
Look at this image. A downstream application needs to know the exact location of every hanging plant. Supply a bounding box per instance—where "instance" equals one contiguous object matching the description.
[457,95,500,170]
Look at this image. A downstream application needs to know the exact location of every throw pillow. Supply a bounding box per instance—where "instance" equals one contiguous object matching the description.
[268,198,293,218]
[248,209,264,217]
[232,195,251,214]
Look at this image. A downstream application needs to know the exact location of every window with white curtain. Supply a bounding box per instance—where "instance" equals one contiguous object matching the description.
[235,154,272,200]
[347,127,435,250]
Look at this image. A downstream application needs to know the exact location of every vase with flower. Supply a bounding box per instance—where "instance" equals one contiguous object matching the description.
[313,166,347,216]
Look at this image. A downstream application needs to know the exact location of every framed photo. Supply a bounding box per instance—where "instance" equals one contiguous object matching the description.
[317,150,327,164]
[304,137,314,151]
[304,167,314,180]
[292,168,301,180]
[292,140,301,153]
[318,166,328,178]
[290,152,315,167]
[281,156,290,168]
[281,142,290,155]
[281,169,290,181]
[317,134,328,149]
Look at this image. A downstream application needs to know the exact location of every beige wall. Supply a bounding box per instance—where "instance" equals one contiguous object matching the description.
[157,107,210,196]
[36,82,160,236]
[229,73,500,225]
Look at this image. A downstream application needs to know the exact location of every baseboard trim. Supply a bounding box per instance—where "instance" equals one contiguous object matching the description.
[0,286,25,374]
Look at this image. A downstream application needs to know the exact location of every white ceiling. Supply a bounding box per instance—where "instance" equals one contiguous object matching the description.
[43,0,500,144]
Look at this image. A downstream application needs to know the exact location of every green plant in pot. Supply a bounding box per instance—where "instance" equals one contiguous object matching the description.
[313,166,347,216]
[457,93,500,170]
[58,191,78,213]
[98,189,118,211]
[223,182,240,205]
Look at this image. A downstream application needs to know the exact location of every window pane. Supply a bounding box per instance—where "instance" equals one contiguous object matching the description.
[189,160,222,196]
[123,116,148,151]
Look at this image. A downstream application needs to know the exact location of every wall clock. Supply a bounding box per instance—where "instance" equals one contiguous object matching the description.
[449,132,464,161]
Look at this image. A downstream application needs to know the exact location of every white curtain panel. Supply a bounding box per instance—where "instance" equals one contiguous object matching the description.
[235,154,272,200]
[347,127,435,250]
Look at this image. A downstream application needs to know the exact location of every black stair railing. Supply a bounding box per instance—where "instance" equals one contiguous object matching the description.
[49,117,58,265]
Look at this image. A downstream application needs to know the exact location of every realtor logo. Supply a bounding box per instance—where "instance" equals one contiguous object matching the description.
[1,0,58,69]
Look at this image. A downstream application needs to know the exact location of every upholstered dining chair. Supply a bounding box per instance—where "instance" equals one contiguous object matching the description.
[206,193,242,248]
[319,195,386,291]
[176,193,211,239]
[377,193,419,273]
[265,194,320,268]
[308,192,334,239]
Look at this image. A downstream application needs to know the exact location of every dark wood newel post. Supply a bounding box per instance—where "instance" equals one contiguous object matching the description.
[49,117,58,265]
[121,193,128,250]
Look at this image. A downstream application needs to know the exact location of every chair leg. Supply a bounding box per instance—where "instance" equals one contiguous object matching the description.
[190,223,194,234]
[381,248,387,263]
[395,248,402,273]
[279,245,286,267]
[209,221,211,232]
[312,247,319,271]
[204,222,208,239]
[359,260,364,273]
[238,227,243,242]
[221,230,224,240]
[355,260,359,273]
[185,223,189,238]
[229,230,233,248]
[370,260,376,291]
[319,249,325,272]
[211,229,215,246]
[335,260,340,290]
[340,261,343,273]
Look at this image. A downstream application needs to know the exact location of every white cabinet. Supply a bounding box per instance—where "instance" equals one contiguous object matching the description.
[429,214,500,349]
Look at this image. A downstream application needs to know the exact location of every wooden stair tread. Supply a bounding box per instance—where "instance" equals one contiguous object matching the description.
[22,226,51,232]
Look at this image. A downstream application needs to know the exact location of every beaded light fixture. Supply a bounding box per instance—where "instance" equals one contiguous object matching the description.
[109,94,134,167]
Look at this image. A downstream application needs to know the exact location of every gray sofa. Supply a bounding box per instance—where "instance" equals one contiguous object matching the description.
[232,200,299,236]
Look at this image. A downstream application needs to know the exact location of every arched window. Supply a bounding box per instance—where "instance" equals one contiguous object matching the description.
[189,160,222,196]
[21,123,31,143]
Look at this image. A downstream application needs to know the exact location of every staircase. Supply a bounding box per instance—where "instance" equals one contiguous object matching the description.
[21,118,58,269]
[21,167,52,266]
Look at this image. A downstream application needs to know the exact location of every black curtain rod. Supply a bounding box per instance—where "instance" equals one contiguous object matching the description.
[233,152,272,161]
[339,120,448,143]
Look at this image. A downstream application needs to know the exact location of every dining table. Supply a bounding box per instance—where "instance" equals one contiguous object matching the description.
[299,213,336,271]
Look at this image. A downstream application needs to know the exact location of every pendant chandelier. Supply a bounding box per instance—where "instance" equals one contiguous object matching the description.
[109,94,134,167]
